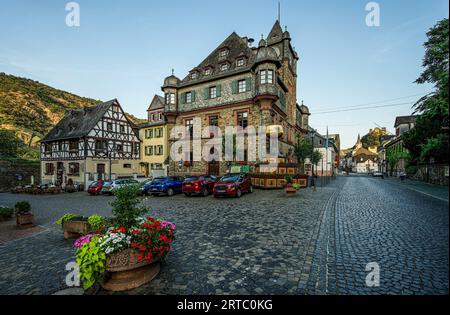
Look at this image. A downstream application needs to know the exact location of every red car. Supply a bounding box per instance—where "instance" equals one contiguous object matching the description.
[182,175,218,197]
[88,180,104,195]
[213,173,253,198]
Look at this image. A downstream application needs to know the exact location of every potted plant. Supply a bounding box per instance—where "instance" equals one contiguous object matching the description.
[0,206,14,221]
[56,213,88,239]
[74,185,176,292]
[284,176,297,197]
[15,201,34,227]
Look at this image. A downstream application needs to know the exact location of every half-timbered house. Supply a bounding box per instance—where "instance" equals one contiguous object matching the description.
[40,99,141,188]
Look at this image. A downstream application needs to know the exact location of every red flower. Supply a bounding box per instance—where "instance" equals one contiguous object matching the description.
[138,245,146,251]
[137,253,144,262]
[118,227,126,234]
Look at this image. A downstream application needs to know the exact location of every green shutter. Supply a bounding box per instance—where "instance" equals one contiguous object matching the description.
[216,84,222,97]
[180,93,185,104]
[192,90,196,102]
[231,80,237,94]
[246,77,252,92]
[204,88,209,100]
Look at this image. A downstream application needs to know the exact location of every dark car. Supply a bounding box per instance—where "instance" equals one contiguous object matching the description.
[213,173,253,198]
[87,180,104,195]
[147,176,184,196]
[182,175,218,197]
[139,178,154,196]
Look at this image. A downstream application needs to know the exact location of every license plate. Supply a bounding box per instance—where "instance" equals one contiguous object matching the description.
[152,188,158,191]
[185,184,191,187]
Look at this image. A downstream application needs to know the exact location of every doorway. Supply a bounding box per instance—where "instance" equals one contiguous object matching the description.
[97,164,105,180]
[208,161,220,176]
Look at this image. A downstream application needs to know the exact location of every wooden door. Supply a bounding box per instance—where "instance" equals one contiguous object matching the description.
[97,164,105,180]
[208,161,220,176]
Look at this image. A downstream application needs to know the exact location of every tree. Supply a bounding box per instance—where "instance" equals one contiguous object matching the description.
[386,150,409,176]
[404,18,449,164]
[0,130,22,158]
[294,137,313,172]
[310,150,323,176]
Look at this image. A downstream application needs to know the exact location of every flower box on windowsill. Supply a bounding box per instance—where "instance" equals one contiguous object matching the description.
[101,249,160,292]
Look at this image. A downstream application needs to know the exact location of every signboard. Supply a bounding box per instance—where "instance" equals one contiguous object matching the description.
[230,165,250,173]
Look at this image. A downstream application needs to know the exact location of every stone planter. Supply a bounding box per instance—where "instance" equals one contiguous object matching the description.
[16,213,34,228]
[101,248,160,292]
[63,220,90,239]
[285,187,297,197]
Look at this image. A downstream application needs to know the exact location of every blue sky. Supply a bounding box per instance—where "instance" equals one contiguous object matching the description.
[0,0,448,148]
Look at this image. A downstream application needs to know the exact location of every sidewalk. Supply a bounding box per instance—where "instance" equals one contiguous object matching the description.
[384,176,449,202]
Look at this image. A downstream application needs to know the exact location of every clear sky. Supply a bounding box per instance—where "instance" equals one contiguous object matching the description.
[0,0,448,148]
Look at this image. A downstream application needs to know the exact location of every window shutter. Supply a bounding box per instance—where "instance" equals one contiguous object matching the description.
[231,80,237,94]
[204,88,209,100]
[246,78,252,92]
[216,85,222,97]
[180,93,185,104]
[192,90,196,102]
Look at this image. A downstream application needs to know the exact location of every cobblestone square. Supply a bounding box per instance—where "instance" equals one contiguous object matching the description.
[0,175,448,295]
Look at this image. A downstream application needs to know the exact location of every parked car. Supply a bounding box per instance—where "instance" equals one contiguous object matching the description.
[372,172,384,178]
[140,179,155,196]
[100,179,140,195]
[213,173,253,198]
[147,176,184,196]
[182,175,218,197]
[88,180,104,195]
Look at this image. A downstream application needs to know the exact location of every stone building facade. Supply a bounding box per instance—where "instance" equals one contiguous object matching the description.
[161,21,310,176]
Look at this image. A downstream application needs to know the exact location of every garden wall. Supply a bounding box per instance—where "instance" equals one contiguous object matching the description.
[0,160,40,192]
[411,164,449,186]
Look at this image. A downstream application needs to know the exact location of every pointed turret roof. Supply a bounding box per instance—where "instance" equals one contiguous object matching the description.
[267,20,283,44]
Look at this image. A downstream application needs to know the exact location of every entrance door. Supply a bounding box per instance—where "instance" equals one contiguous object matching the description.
[208,161,220,176]
[97,164,105,180]
[57,162,64,186]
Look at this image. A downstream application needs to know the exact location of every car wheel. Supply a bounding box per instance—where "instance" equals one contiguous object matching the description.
[184,193,191,197]
[236,189,242,198]
[167,188,174,197]
[202,187,209,197]
[249,186,253,193]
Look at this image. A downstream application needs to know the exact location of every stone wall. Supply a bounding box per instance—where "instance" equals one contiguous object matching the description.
[411,164,449,186]
[0,160,40,192]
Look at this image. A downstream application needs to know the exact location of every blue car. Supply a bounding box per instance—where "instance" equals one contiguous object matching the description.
[146,176,184,196]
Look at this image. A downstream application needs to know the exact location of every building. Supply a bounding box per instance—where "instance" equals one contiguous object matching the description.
[139,95,169,177]
[382,115,418,175]
[304,128,339,176]
[352,146,378,173]
[161,21,310,176]
[40,99,141,189]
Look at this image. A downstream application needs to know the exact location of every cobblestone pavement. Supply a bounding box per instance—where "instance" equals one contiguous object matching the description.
[0,175,447,295]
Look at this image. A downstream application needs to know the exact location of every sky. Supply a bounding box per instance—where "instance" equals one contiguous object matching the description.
[0,0,448,148]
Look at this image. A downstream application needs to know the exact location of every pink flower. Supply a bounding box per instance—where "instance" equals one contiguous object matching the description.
[74,234,95,248]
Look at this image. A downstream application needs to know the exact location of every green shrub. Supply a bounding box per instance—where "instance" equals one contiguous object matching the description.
[88,214,105,231]
[293,183,301,190]
[14,201,31,215]
[76,236,106,289]
[55,213,78,226]
[0,206,14,219]
[110,185,147,228]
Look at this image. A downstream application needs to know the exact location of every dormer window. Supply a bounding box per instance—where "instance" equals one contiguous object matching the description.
[204,68,212,76]
[190,72,198,80]
[220,63,229,72]
[236,58,245,67]
[219,49,229,58]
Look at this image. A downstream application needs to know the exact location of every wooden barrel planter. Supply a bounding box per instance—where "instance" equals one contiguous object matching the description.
[16,213,34,228]
[63,220,90,239]
[285,187,298,197]
[101,249,160,292]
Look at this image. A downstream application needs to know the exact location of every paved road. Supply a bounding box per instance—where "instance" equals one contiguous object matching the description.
[0,175,447,295]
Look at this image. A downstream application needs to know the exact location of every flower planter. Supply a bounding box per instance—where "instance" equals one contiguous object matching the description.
[101,249,160,292]
[63,220,90,239]
[16,213,34,228]
[285,187,298,197]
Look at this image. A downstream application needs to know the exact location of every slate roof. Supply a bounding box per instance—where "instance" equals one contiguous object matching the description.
[267,20,284,45]
[394,115,418,127]
[147,95,165,111]
[353,147,377,157]
[41,99,117,143]
[179,32,257,87]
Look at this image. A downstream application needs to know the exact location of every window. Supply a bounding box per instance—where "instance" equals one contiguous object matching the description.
[209,115,219,127]
[69,140,78,151]
[220,63,229,71]
[44,143,52,153]
[107,122,113,131]
[186,92,192,103]
[68,163,80,176]
[191,72,198,79]
[238,79,246,93]
[205,68,212,76]
[155,145,164,156]
[149,129,154,138]
[185,119,194,138]
[132,143,139,155]
[147,146,154,156]
[260,69,274,84]
[58,142,63,151]
[123,164,132,169]
[120,125,125,133]
[151,114,155,121]
[165,93,175,105]
[112,104,120,113]
[236,58,245,67]
[209,86,217,99]
[159,113,162,120]
[95,140,107,152]
[156,128,163,138]
[116,144,123,153]
[45,163,54,175]
[219,49,229,58]
[237,111,248,129]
